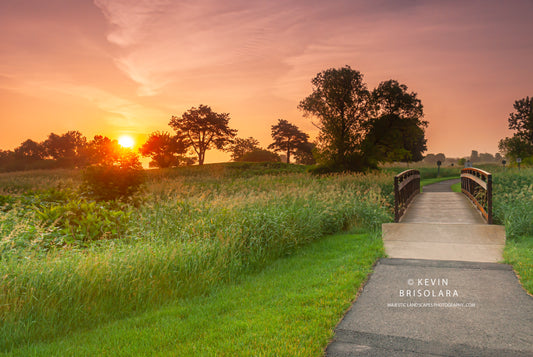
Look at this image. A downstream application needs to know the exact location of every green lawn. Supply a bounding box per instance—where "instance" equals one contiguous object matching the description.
[504,237,533,295]
[451,182,461,192]
[4,233,384,356]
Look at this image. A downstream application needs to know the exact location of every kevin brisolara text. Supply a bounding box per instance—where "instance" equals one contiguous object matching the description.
[399,289,459,297]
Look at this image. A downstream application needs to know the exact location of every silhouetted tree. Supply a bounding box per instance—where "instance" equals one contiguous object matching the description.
[139,131,191,168]
[435,153,446,163]
[267,119,309,164]
[14,139,45,160]
[508,96,533,144]
[362,80,427,163]
[294,142,317,165]
[169,105,237,165]
[299,66,370,169]
[228,137,261,161]
[499,96,533,159]
[84,135,122,165]
[479,153,495,162]
[43,131,87,167]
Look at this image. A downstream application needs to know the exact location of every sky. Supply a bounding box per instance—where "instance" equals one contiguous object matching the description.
[1,0,533,162]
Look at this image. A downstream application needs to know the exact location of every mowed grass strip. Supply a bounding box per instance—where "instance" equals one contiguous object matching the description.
[504,237,533,295]
[5,233,384,356]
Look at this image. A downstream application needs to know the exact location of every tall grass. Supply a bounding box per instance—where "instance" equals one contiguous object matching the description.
[491,168,533,295]
[492,168,533,238]
[0,167,394,351]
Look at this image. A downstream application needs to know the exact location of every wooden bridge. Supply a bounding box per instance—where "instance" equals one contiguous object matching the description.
[383,168,505,262]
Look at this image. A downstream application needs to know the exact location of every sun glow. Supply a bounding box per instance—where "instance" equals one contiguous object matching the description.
[118,135,135,149]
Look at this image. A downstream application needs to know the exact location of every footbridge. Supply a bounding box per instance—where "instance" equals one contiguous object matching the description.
[383,168,505,262]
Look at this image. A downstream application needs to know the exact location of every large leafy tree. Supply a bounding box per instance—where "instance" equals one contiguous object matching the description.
[267,119,309,164]
[84,135,122,165]
[169,105,237,165]
[499,96,533,159]
[363,80,427,163]
[43,131,87,167]
[499,136,533,160]
[139,131,191,168]
[299,66,370,168]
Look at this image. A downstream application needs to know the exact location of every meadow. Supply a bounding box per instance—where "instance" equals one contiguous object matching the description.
[0,163,531,355]
[0,163,394,351]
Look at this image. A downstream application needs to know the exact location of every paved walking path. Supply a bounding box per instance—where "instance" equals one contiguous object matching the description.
[326,180,533,356]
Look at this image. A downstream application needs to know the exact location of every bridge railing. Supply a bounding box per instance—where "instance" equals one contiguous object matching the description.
[394,169,420,222]
[461,167,492,224]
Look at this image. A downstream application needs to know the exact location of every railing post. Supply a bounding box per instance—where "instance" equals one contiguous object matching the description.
[487,173,492,224]
[394,175,399,223]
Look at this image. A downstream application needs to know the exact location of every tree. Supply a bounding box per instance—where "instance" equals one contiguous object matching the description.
[139,131,191,168]
[479,153,495,162]
[43,131,87,167]
[267,119,309,164]
[499,96,533,160]
[299,66,371,168]
[81,151,144,202]
[362,80,427,163]
[508,96,533,143]
[84,135,122,165]
[14,139,45,160]
[294,142,317,165]
[435,153,446,163]
[499,136,533,160]
[423,154,437,164]
[169,105,237,165]
[228,137,261,161]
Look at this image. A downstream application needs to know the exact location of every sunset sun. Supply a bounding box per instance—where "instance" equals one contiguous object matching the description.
[118,135,135,149]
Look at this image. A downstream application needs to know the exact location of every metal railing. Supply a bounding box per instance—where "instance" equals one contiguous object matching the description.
[461,167,492,224]
[394,169,420,222]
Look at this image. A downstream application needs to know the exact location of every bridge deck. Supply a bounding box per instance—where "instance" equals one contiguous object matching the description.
[400,192,485,224]
[383,182,505,263]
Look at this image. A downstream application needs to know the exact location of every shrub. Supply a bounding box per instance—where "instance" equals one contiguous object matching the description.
[33,199,133,244]
[80,153,144,202]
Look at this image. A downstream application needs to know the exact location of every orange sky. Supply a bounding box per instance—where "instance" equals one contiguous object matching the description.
[1,0,533,162]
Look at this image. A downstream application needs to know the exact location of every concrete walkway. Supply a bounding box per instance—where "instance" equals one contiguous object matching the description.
[326,259,533,356]
[326,180,533,356]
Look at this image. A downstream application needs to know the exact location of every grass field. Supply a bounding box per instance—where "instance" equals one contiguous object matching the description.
[4,233,383,356]
[0,163,531,354]
[0,163,394,352]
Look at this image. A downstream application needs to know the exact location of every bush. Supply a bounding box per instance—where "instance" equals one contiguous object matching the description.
[80,153,144,202]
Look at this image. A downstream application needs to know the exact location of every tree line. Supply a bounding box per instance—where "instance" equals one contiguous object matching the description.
[1,65,431,173]
[0,113,314,172]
